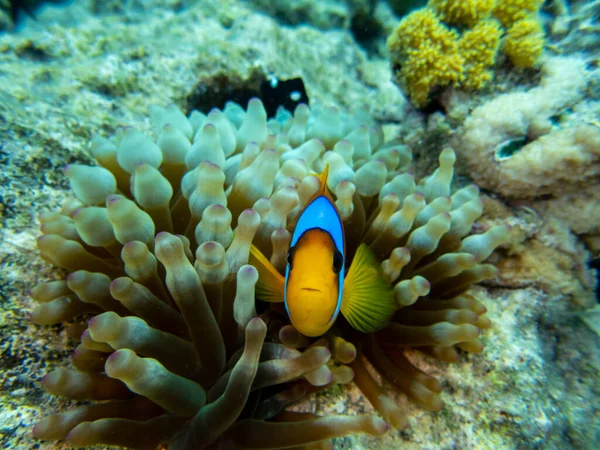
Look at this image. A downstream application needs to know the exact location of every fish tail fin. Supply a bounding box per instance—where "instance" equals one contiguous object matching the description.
[248,244,285,303]
[341,243,396,333]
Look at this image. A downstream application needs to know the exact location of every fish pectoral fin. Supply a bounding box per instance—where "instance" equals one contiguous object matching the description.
[341,243,397,333]
[248,244,285,303]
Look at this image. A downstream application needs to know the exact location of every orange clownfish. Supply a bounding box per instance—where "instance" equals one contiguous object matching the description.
[249,167,396,337]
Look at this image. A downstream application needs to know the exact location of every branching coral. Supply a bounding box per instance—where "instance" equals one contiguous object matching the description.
[458,19,503,90]
[492,0,545,27]
[31,97,509,448]
[388,0,546,107]
[503,17,545,68]
[387,8,464,108]
[428,0,495,26]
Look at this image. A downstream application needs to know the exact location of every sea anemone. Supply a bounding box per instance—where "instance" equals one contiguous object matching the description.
[30,98,509,448]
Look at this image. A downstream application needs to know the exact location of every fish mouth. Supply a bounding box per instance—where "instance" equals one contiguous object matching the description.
[301,287,321,292]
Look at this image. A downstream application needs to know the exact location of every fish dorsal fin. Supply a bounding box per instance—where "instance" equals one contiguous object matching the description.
[317,164,330,196]
[341,243,396,333]
[249,244,285,303]
[304,164,334,206]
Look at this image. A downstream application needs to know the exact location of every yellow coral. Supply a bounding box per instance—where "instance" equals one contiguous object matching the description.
[459,19,503,90]
[428,0,495,26]
[388,8,453,52]
[492,0,544,27]
[388,3,546,107]
[387,8,464,108]
[503,18,545,68]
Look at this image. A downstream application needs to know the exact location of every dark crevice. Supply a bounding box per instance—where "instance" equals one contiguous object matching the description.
[350,8,384,52]
[496,137,529,159]
[589,257,600,302]
[3,0,70,27]
[186,71,309,118]
[185,71,265,115]
[14,40,53,61]
[260,77,308,117]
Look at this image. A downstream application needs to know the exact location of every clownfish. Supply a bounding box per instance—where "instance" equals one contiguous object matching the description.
[249,166,397,337]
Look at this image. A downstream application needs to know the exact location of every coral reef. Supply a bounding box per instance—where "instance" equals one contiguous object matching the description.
[546,0,600,52]
[386,8,464,108]
[456,56,599,203]
[386,0,428,18]
[1,1,599,450]
[428,0,495,26]
[244,0,374,30]
[492,0,544,27]
[445,52,599,304]
[387,0,546,107]
[458,19,502,90]
[28,96,510,448]
[502,17,545,68]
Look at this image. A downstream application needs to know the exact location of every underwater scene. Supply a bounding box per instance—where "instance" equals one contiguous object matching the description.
[0,0,599,449]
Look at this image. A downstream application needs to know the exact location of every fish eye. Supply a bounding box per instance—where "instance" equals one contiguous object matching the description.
[332,248,343,274]
[287,246,295,268]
